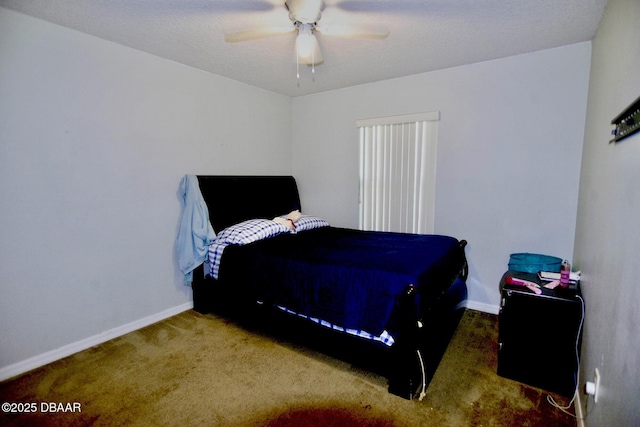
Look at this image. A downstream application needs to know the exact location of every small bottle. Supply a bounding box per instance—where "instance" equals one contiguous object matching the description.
[560,260,571,288]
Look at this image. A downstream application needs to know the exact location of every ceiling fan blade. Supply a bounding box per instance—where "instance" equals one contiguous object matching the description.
[225,26,294,43]
[316,23,390,39]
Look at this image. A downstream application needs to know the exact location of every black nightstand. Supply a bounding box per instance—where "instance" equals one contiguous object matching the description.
[497,271,584,397]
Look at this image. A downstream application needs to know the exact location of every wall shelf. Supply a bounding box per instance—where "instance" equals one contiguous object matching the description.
[611,95,640,143]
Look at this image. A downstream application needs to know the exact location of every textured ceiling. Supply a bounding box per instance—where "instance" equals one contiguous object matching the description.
[0,0,607,97]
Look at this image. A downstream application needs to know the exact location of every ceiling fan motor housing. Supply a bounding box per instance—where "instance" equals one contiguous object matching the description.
[285,0,325,24]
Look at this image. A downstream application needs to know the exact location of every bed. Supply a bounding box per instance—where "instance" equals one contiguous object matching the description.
[189,175,468,399]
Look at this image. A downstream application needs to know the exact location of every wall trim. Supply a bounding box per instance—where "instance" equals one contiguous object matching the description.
[466,300,500,315]
[575,391,586,427]
[0,302,193,382]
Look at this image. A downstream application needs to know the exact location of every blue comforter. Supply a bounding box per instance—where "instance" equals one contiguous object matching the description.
[217,227,465,337]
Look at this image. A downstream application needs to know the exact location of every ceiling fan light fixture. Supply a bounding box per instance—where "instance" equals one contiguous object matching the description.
[295,24,319,64]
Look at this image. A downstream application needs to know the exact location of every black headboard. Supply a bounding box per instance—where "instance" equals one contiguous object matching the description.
[196,175,301,233]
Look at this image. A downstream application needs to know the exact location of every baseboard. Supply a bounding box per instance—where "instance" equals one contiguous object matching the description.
[575,390,586,427]
[0,302,193,382]
[465,300,500,315]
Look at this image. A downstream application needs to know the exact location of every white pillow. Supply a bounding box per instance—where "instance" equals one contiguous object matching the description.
[272,216,295,231]
[285,210,303,222]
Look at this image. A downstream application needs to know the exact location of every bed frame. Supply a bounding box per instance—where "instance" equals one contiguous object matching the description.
[190,175,468,399]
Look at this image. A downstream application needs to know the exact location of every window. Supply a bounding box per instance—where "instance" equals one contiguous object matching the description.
[357,112,439,234]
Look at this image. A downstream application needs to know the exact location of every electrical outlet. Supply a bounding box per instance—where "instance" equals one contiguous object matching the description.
[585,368,601,403]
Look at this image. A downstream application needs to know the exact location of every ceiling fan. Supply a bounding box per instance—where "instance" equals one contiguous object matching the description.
[224,0,389,70]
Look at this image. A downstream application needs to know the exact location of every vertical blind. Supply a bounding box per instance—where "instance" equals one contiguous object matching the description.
[357,112,439,234]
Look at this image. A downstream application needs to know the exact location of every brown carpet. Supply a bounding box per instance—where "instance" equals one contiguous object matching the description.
[0,309,575,426]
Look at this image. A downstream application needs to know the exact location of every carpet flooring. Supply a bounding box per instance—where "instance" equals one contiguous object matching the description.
[0,309,576,426]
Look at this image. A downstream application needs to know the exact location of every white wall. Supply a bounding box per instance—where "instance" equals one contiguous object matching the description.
[0,5,602,384]
[0,8,291,374]
[292,43,592,311]
[573,0,640,425]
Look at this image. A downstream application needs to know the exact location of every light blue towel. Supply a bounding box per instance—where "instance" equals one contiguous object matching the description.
[176,175,216,285]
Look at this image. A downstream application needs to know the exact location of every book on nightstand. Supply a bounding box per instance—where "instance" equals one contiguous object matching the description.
[538,270,581,283]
